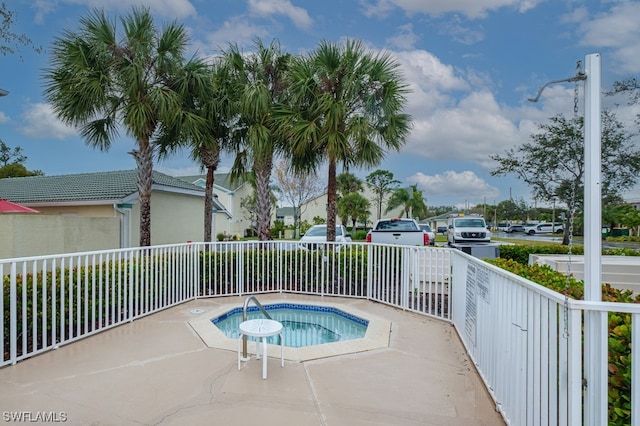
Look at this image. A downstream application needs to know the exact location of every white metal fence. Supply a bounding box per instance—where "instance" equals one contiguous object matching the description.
[450,249,640,426]
[1,241,639,425]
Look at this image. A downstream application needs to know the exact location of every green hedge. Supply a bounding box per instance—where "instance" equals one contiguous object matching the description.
[487,257,639,425]
[497,244,640,265]
[198,245,371,295]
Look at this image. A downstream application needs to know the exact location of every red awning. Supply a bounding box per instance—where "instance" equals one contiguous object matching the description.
[0,199,40,214]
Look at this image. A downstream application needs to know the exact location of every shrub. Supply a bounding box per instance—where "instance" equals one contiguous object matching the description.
[497,244,584,264]
[353,230,368,241]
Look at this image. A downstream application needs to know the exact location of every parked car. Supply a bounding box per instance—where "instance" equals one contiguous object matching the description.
[418,224,436,246]
[523,223,564,235]
[366,218,429,246]
[437,226,448,235]
[447,215,491,245]
[505,224,525,233]
[300,225,352,250]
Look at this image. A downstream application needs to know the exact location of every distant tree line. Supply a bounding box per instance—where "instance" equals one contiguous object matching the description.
[0,139,43,178]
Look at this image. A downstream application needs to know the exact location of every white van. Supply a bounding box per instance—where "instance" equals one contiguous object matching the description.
[447,216,491,245]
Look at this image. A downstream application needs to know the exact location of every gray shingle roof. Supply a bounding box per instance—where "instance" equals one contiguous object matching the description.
[0,170,204,203]
[276,207,300,217]
[176,173,246,192]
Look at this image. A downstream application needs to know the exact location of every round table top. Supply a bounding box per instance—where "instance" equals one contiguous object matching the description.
[239,318,283,337]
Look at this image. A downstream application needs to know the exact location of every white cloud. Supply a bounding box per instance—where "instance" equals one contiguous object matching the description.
[395,49,469,94]
[19,103,77,139]
[35,0,197,21]
[387,24,419,50]
[386,48,531,174]
[408,170,500,200]
[361,0,544,19]
[561,6,588,24]
[439,18,485,45]
[578,1,640,74]
[404,90,524,167]
[360,0,394,18]
[248,0,313,30]
[202,16,269,51]
[32,0,57,24]
[0,111,9,124]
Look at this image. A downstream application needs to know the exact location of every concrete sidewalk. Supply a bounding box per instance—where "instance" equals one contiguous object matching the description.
[0,294,505,426]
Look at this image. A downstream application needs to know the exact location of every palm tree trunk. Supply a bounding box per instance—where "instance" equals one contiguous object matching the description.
[201,145,221,243]
[131,142,153,247]
[204,166,215,242]
[254,156,273,241]
[326,158,337,242]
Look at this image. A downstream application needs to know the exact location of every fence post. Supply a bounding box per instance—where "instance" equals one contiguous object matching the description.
[9,263,17,364]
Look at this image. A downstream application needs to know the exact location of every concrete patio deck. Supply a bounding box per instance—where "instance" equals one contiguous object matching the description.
[0,294,505,426]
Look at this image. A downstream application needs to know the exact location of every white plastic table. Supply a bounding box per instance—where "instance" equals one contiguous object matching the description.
[237,318,284,379]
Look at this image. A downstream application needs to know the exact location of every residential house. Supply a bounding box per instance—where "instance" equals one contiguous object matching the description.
[299,187,406,229]
[275,207,300,227]
[0,170,213,256]
[176,173,253,238]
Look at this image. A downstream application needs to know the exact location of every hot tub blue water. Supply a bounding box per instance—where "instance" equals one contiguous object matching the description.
[211,303,368,348]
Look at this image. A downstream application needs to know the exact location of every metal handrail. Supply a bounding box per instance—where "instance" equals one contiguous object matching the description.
[241,295,273,358]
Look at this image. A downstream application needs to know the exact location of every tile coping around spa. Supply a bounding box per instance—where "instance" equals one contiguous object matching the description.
[188,299,392,362]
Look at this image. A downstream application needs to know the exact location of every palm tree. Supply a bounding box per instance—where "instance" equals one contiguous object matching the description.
[279,39,411,242]
[337,192,370,233]
[336,172,363,225]
[224,38,291,241]
[337,172,363,196]
[43,7,205,246]
[157,58,238,242]
[386,184,428,219]
[385,187,410,217]
[408,184,428,219]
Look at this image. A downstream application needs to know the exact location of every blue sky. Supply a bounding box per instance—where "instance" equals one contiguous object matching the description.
[1,0,639,208]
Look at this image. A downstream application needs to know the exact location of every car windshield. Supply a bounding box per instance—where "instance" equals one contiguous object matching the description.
[455,219,485,227]
[419,225,432,232]
[305,226,342,236]
[376,220,417,231]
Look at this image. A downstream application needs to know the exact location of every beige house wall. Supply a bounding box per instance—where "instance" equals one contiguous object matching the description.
[0,215,119,259]
[10,191,210,251]
[146,191,205,245]
[34,204,116,217]
[213,182,254,238]
[299,187,407,228]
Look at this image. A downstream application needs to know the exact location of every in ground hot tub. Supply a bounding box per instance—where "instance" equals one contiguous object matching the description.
[188,299,391,361]
[212,303,368,347]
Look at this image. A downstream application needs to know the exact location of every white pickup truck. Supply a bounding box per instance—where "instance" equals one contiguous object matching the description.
[365,218,430,246]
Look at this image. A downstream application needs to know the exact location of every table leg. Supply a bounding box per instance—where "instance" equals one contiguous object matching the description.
[262,336,268,379]
[280,332,284,367]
